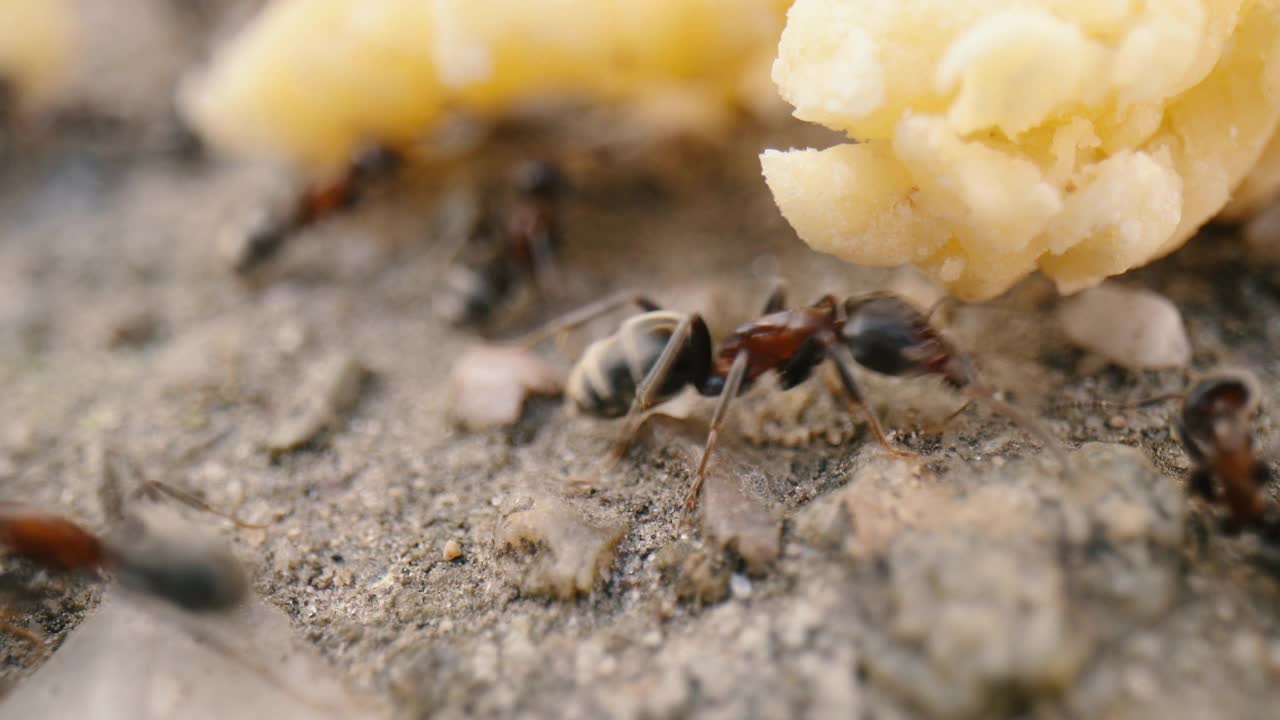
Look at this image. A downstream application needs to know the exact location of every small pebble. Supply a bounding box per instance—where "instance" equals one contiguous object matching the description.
[1108,414,1127,429]
[1058,283,1191,370]
[443,540,463,562]
[730,573,753,600]
[447,344,563,430]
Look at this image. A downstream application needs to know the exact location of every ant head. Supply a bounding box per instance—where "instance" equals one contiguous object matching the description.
[841,294,966,385]
[512,160,569,200]
[1181,371,1261,454]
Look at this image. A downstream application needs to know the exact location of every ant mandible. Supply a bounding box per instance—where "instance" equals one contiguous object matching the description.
[524,283,1065,508]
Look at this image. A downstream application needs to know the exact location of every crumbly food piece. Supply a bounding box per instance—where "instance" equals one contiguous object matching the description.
[1221,128,1280,220]
[0,0,77,114]
[179,0,790,175]
[762,0,1280,300]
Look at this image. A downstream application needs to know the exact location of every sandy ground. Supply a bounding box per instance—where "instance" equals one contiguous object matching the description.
[3,4,1280,719]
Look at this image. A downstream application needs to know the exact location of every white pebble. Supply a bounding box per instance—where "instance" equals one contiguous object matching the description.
[1058,283,1191,370]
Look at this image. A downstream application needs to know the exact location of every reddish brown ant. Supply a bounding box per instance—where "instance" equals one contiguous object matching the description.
[435,160,570,328]
[233,142,403,274]
[1072,369,1280,538]
[0,504,247,615]
[1175,371,1279,536]
[0,485,252,652]
[525,284,1065,508]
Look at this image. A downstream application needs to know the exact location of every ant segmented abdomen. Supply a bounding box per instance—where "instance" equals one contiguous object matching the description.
[567,311,692,418]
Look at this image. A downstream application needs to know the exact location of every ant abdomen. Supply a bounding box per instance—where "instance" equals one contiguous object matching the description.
[110,545,247,612]
[567,311,695,418]
[106,515,249,613]
[0,510,107,573]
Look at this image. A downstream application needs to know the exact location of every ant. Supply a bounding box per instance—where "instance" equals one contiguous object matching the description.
[1072,369,1280,538]
[0,466,262,652]
[524,283,1065,508]
[233,142,403,274]
[0,503,247,621]
[0,502,248,658]
[435,160,570,328]
[1174,371,1280,537]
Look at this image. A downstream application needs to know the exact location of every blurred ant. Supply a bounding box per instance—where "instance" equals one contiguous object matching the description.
[1077,369,1279,537]
[0,459,266,653]
[233,142,403,274]
[524,284,1065,508]
[435,160,570,328]
[1175,371,1279,536]
[0,502,247,655]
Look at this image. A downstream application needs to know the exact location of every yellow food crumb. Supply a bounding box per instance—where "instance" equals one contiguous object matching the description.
[1223,130,1280,219]
[762,0,1280,300]
[180,0,791,175]
[0,0,78,114]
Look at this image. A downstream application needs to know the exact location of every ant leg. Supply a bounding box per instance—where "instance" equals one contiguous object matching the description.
[685,350,750,511]
[761,280,788,314]
[517,291,662,348]
[823,338,912,457]
[610,314,701,460]
[0,621,43,647]
[0,606,43,647]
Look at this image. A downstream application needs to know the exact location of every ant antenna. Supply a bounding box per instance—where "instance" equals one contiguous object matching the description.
[966,381,1070,472]
[137,480,277,530]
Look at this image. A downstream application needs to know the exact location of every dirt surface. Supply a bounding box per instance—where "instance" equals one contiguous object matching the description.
[5,5,1280,719]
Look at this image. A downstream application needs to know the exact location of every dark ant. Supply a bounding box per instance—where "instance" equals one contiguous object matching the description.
[524,284,1065,508]
[233,142,403,274]
[1175,371,1279,536]
[1071,369,1280,538]
[435,160,570,328]
[0,476,255,651]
